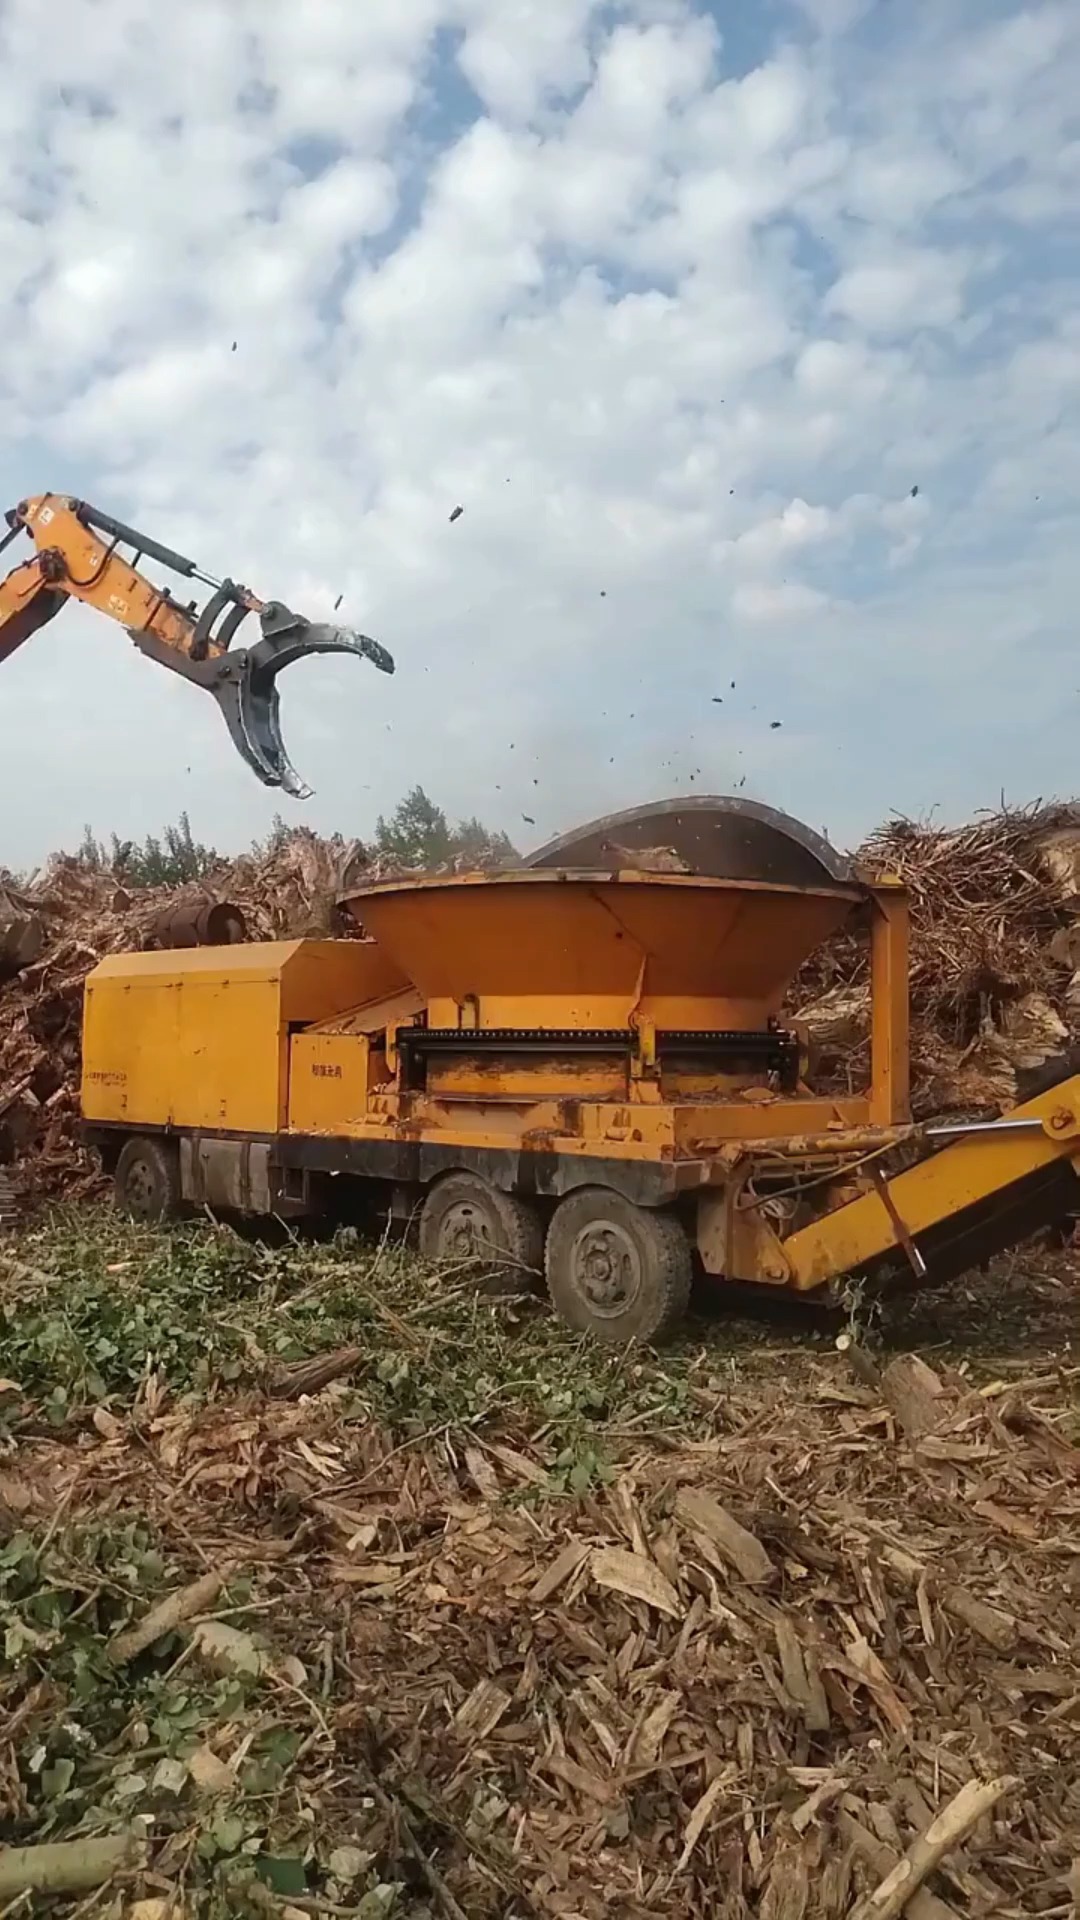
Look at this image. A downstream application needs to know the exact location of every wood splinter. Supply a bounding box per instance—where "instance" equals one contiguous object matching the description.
[850,1776,1017,1920]
[106,1564,233,1666]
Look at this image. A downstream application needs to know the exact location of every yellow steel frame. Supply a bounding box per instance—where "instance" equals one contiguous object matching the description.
[782,1081,1080,1289]
[869,881,909,1124]
[91,869,1039,1302]
[82,883,914,1164]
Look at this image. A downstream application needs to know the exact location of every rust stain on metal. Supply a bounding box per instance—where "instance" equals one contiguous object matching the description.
[149,899,247,949]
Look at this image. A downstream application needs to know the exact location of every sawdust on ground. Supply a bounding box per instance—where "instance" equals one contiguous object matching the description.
[2,1240,1078,1918]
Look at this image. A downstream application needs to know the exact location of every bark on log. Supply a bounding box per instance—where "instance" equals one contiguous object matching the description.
[880,1355,946,1439]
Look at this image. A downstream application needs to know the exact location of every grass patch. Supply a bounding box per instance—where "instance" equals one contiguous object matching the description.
[3,1210,1074,1446]
[1,1209,705,1453]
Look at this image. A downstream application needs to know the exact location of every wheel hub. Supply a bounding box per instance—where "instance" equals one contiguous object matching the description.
[440,1199,496,1263]
[571,1220,642,1317]
[127,1159,156,1213]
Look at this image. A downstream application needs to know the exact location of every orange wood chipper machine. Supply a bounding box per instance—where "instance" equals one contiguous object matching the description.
[81,797,1080,1342]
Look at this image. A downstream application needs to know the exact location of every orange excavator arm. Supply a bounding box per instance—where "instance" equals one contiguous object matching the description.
[0,493,393,797]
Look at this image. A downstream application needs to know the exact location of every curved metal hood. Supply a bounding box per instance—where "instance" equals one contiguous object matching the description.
[525,795,851,888]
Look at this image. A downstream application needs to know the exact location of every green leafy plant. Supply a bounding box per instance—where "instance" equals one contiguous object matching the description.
[374,786,517,870]
[2,1213,698,1459]
[76,812,219,889]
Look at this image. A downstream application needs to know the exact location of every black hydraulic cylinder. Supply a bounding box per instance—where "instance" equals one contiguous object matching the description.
[74,501,199,578]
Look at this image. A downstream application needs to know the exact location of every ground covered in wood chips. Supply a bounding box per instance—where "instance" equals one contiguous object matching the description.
[1,1214,1079,1918]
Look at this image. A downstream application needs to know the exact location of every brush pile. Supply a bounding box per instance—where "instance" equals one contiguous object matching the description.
[795,803,1080,1116]
[0,830,378,1196]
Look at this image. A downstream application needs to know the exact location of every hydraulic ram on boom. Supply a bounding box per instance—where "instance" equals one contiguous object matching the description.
[0,493,394,797]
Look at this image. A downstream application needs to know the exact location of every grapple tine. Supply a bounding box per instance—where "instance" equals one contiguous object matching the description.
[243,669,312,800]
[208,604,394,798]
[210,661,291,792]
[254,602,395,677]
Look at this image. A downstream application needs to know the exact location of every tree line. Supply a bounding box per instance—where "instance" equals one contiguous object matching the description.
[75,787,519,889]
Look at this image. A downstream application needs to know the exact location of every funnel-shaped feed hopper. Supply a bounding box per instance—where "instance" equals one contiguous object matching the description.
[344,868,860,1033]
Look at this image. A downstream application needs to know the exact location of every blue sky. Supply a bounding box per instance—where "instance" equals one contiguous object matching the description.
[1,0,1078,864]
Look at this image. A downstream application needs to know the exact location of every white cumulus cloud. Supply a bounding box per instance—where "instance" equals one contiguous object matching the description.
[1,0,1078,863]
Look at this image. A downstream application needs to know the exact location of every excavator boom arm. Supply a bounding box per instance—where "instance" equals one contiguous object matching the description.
[0,494,393,796]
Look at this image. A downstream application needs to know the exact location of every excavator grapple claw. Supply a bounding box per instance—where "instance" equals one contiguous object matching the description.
[209,604,395,798]
[1,493,395,797]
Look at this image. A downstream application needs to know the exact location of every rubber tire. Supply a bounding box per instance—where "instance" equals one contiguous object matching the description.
[545,1188,691,1345]
[114,1136,181,1224]
[418,1173,544,1291]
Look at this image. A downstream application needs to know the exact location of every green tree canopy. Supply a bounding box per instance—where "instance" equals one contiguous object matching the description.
[77,811,219,889]
[70,790,516,891]
[374,787,517,869]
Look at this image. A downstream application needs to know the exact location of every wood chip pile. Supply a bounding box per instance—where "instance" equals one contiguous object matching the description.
[5,1344,1079,1916]
[795,803,1080,1116]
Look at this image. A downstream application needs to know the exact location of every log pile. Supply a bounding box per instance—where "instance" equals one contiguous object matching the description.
[795,803,1080,1116]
